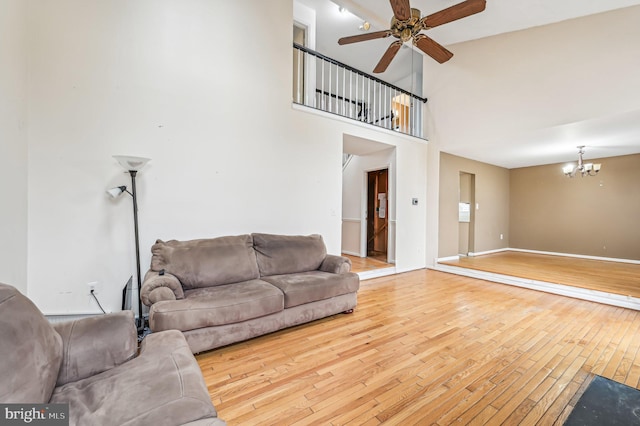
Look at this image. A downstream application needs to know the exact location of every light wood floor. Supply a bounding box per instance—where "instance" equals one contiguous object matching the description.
[439,251,640,298]
[344,254,394,273]
[197,269,640,425]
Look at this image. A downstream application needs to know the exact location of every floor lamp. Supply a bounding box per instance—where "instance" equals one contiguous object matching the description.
[107,155,151,333]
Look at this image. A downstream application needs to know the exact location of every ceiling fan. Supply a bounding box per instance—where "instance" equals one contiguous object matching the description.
[338,0,487,73]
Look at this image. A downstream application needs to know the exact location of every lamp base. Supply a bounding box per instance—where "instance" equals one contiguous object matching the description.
[138,322,151,341]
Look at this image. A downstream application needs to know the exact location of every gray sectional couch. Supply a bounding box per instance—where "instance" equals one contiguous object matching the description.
[0,283,225,426]
[141,233,360,354]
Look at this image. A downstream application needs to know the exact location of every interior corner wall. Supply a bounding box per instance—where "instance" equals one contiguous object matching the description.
[510,154,640,260]
[439,152,509,258]
[0,0,28,292]
[425,142,441,267]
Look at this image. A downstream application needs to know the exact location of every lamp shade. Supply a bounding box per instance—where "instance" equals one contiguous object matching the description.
[107,186,127,198]
[113,155,150,172]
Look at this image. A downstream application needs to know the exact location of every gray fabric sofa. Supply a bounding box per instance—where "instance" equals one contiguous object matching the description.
[141,233,360,354]
[0,283,225,426]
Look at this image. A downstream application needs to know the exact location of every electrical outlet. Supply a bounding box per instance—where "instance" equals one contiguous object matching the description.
[87,281,99,294]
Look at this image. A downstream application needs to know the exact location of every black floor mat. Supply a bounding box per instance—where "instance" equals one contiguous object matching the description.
[565,375,640,425]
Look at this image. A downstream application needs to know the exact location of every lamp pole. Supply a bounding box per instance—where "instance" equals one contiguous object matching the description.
[111,155,150,336]
[128,170,144,332]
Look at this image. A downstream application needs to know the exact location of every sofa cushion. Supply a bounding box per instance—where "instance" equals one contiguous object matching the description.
[261,271,360,308]
[252,233,327,277]
[0,283,63,404]
[50,330,217,426]
[150,235,260,289]
[150,280,284,332]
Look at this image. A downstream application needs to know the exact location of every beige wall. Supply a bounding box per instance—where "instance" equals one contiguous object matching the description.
[439,153,510,258]
[510,154,640,260]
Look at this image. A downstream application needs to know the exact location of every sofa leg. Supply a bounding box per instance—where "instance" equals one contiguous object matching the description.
[342,309,354,314]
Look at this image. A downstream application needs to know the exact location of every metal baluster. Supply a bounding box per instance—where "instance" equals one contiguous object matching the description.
[392,87,396,130]
[342,67,346,116]
[412,97,416,136]
[385,86,388,129]
[357,73,361,120]
[373,81,377,127]
[349,70,352,118]
[337,64,341,115]
[415,98,419,137]
[296,47,301,103]
[364,74,367,122]
[321,59,325,111]
[305,50,310,106]
[367,78,370,124]
[408,95,412,135]
[330,62,333,113]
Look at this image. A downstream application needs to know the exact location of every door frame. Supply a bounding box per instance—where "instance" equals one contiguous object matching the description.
[458,171,476,256]
[360,165,391,260]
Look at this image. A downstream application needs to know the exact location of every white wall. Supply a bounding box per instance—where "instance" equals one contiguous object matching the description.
[21,0,430,314]
[0,0,28,292]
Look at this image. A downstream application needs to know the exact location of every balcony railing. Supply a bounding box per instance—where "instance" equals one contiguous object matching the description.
[293,43,427,139]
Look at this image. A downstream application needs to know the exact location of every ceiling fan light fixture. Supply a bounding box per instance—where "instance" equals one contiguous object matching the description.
[360,21,371,31]
[337,0,487,72]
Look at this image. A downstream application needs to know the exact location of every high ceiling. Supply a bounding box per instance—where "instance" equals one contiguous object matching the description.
[295,0,640,168]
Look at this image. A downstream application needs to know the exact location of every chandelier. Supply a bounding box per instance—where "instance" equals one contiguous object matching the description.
[562,146,601,177]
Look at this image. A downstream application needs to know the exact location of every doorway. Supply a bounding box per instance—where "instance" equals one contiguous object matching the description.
[367,169,388,260]
[292,24,306,104]
[459,172,475,256]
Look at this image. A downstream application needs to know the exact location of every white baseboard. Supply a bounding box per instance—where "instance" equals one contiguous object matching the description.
[467,248,510,257]
[508,248,640,265]
[440,248,639,265]
[341,218,361,223]
[358,267,397,281]
[437,255,460,262]
[431,263,640,311]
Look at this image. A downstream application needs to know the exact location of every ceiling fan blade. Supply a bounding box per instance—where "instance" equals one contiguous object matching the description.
[390,0,411,21]
[373,41,403,73]
[422,0,486,29]
[414,35,453,64]
[338,30,392,45]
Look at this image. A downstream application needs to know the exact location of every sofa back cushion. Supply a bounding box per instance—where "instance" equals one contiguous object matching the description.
[0,283,63,403]
[150,235,260,289]
[253,233,327,277]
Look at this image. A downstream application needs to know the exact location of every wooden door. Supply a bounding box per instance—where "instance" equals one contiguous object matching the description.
[367,169,388,258]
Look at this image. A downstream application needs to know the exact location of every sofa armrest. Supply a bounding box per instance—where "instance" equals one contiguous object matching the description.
[319,254,352,274]
[54,310,137,386]
[141,270,184,306]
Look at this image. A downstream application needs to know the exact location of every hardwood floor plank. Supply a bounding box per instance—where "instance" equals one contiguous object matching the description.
[196,269,640,424]
[343,254,393,273]
[439,251,640,298]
